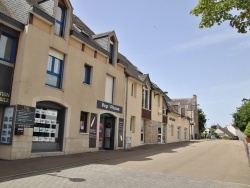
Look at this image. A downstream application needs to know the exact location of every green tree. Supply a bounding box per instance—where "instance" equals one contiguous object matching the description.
[198,108,207,133]
[190,0,250,33]
[233,99,250,131]
[244,122,250,136]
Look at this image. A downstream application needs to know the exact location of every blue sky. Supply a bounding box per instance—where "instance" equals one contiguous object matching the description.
[70,0,250,127]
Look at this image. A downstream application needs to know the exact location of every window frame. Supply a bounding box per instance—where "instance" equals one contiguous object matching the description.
[46,55,64,89]
[109,43,114,65]
[142,86,149,109]
[171,124,174,136]
[54,4,66,37]
[177,127,181,140]
[83,64,92,85]
[105,75,114,103]
[0,32,17,63]
[130,116,135,133]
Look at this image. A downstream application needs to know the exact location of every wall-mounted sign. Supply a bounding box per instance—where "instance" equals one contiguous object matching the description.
[97,100,123,114]
[0,64,13,105]
[15,105,35,128]
[118,118,124,147]
[89,113,97,148]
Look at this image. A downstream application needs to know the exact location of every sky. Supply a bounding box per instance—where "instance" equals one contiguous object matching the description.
[70,0,250,128]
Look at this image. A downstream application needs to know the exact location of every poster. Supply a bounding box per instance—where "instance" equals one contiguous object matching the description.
[0,106,15,144]
[118,118,124,147]
[89,113,97,148]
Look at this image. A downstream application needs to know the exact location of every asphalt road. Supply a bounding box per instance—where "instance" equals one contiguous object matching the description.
[99,140,250,185]
[0,140,249,187]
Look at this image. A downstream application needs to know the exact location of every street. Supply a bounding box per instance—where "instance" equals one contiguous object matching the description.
[0,140,249,187]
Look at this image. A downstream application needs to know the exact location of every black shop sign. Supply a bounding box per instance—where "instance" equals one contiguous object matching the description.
[15,105,35,128]
[97,100,123,114]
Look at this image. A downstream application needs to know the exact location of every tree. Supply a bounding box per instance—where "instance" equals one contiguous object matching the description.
[244,122,250,136]
[232,99,250,131]
[198,108,207,133]
[190,0,250,33]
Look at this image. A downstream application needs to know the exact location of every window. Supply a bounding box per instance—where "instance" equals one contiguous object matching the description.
[173,105,178,113]
[83,64,92,85]
[158,95,160,107]
[80,111,88,133]
[0,33,17,63]
[181,107,185,116]
[177,127,181,140]
[105,75,114,103]
[54,4,66,37]
[142,86,149,109]
[171,124,174,136]
[46,55,64,88]
[130,116,135,133]
[184,128,187,140]
[109,43,114,64]
[131,83,136,97]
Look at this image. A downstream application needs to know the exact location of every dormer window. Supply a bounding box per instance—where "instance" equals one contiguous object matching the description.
[54,4,66,37]
[109,42,114,64]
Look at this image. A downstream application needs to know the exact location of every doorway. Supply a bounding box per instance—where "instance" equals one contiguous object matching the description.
[158,123,165,143]
[99,113,115,150]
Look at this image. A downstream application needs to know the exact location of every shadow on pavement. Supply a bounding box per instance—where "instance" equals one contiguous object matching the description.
[0,141,201,182]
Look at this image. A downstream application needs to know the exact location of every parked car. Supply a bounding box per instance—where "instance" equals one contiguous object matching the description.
[232,136,239,140]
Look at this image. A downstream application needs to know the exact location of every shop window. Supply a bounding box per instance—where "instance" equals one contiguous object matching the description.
[130,116,135,133]
[0,32,17,63]
[54,4,66,37]
[0,106,14,144]
[33,107,59,143]
[46,54,64,89]
[83,64,92,85]
[80,111,88,133]
[105,75,114,103]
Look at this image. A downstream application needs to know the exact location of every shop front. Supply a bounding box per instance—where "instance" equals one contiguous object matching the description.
[97,100,123,150]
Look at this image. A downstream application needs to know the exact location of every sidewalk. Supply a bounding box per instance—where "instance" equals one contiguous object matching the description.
[0,142,193,181]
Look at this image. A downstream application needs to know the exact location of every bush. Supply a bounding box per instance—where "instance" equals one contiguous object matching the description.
[244,122,250,136]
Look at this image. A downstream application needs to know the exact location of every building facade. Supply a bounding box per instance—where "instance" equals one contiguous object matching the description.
[0,0,193,160]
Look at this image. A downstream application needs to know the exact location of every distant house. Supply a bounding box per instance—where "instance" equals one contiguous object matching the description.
[225,124,246,140]
[213,125,235,138]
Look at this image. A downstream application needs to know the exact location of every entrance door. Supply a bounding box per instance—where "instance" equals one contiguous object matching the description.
[158,123,165,143]
[141,119,145,144]
[99,114,115,150]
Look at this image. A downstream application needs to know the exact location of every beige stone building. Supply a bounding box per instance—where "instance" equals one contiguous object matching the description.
[0,0,127,160]
[172,95,199,139]
[0,0,192,160]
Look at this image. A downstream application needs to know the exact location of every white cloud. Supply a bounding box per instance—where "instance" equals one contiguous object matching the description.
[166,30,241,53]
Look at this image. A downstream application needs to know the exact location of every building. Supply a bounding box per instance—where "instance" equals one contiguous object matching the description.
[226,124,246,140]
[0,0,128,160]
[172,95,199,139]
[0,0,192,160]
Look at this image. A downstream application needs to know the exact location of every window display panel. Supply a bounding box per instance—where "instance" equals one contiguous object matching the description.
[0,106,14,144]
[33,107,59,143]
